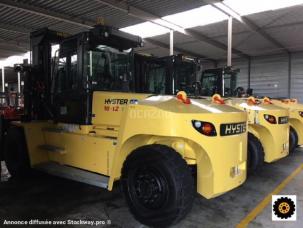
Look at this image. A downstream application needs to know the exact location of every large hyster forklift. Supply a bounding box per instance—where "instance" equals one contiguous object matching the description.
[2,26,248,227]
[201,66,290,158]
[200,66,299,153]
[270,98,303,150]
[135,55,290,172]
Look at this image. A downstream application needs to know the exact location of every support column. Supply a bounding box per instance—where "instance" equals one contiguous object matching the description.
[170,30,174,56]
[248,57,251,89]
[227,16,233,66]
[170,30,175,93]
[17,71,21,94]
[288,53,292,98]
[1,67,4,93]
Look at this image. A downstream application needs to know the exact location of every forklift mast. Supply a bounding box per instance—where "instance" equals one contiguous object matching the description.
[24,28,63,121]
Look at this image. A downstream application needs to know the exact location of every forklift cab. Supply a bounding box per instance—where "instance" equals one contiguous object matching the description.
[200,67,239,97]
[52,26,142,124]
[134,56,241,98]
[134,54,201,95]
[134,54,172,94]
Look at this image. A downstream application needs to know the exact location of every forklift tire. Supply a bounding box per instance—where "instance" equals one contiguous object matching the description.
[3,127,31,178]
[289,127,298,153]
[247,133,264,174]
[121,144,194,227]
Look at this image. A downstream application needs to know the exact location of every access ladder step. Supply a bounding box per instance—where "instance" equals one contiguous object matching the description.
[34,162,109,189]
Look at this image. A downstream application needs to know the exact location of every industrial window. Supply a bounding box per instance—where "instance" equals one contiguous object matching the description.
[56,53,78,93]
[145,64,166,94]
[87,45,133,92]
[201,72,219,96]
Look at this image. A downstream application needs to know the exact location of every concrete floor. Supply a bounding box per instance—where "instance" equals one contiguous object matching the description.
[0,149,302,228]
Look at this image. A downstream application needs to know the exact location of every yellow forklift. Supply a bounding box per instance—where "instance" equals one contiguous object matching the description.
[2,26,248,227]
[200,67,290,165]
[134,55,290,173]
[200,66,297,154]
[270,98,303,150]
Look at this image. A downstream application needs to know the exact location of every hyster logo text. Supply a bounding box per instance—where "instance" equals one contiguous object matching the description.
[104,99,128,105]
[220,122,246,136]
[225,124,246,135]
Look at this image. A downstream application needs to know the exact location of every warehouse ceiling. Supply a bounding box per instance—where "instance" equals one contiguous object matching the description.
[0,0,302,63]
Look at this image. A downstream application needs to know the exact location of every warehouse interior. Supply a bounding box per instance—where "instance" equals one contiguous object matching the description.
[1,0,303,227]
[1,1,303,100]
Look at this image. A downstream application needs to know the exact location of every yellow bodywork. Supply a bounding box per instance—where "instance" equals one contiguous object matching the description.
[271,99,303,145]
[224,98,290,163]
[14,91,248,199]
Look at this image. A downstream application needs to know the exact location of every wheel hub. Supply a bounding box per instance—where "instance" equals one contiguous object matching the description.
[278,202,290,214]
[133,168,168,209]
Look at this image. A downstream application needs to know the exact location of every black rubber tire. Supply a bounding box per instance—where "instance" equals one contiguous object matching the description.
[121,144,195,227]
[289,126,298,153]
[3,127,31,178]
[247,133,265,174]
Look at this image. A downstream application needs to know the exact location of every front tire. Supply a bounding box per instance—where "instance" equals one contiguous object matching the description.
[247,133,265,174]
[121,144,194,227]
[289,126,298,153]
[3,127,31,178]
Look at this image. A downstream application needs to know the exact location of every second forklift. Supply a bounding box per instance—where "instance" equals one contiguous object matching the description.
[134,55,290,172]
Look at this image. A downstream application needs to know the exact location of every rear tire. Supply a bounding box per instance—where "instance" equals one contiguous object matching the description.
[289,126,298,153]
[3,127,31,178]
[247,133,264,174]
[121,144,194,227]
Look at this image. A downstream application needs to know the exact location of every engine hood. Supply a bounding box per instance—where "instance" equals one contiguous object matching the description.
[138,95,245,114]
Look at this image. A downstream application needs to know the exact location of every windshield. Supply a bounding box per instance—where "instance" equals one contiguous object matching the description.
[201,70,237,97]
[174,62,198,95]
[87,45,133,92]
[146,64,166,94]
[54,44,133,94]
[140,59,200,95]
[201,72,220,96]
[224,73,237,97]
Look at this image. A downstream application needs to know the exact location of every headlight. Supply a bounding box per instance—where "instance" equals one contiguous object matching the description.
[192,120,217,136]
[299,111,303,117]
[264,114,277,124]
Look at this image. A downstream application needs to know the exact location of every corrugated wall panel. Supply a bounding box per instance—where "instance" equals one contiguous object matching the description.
[203,55,293,98]
[249,56,288,98]
[291,53,303,102]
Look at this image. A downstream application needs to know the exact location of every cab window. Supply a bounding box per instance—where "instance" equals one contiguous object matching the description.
[56,52,78,93]
[87,45,132,92]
